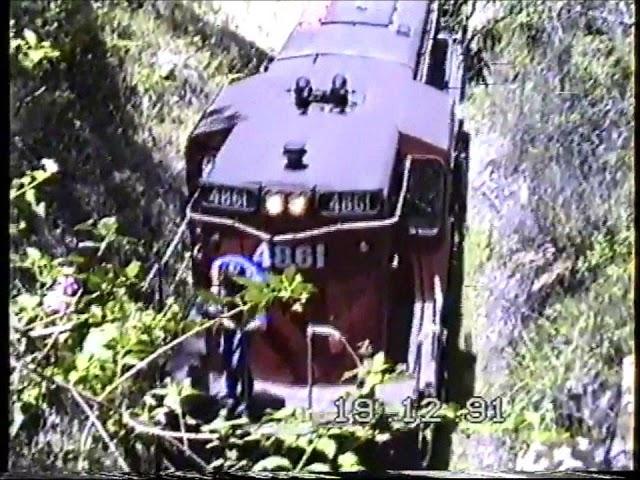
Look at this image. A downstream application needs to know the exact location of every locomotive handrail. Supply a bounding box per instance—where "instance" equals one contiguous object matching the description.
[186,155,414,243]
[414,272,444,395]
[306,323,362,412]
[142,194,200,293]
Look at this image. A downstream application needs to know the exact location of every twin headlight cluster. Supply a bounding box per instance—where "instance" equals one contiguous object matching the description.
[263,191,309,217]
[200,183,383,218]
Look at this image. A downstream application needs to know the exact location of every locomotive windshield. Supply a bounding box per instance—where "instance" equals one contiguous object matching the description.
[404,161,446,232]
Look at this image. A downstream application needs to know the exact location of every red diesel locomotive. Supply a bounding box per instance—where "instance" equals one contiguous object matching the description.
[170,0,469,409]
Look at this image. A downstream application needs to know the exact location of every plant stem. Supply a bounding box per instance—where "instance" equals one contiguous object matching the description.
[10,174,49,200]
[294,436,319,472]
[98,306,243,402]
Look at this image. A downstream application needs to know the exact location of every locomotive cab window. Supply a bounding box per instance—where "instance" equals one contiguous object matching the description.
[404,160,446,235]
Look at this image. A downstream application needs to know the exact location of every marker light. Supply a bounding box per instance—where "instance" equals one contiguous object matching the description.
[287,193,309,217]
[264,192,285,216]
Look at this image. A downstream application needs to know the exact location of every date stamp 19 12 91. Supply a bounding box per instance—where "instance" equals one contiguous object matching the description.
[332,395,506,426]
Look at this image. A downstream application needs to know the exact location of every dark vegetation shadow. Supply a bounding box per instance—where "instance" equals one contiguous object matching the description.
[10,0,268,259]
[428,155,477,470]
[10,1,185,258]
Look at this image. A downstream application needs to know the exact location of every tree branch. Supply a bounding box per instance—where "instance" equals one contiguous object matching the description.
[98,306,243,402]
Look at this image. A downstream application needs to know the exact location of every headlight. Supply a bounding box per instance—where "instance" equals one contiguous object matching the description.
[264,192,285,216]
[287,193,309,217]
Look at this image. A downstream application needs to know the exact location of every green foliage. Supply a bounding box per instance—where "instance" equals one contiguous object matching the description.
[341,351,400,398]
[12,165,404,473]
[10,24,62,74]
[10,166,335,469]
[10,159,59,235]
[460,228,492,349]
[10,0,265,255]
[129,344,421,472]
[235,266,317,316]
[455,0,634,456]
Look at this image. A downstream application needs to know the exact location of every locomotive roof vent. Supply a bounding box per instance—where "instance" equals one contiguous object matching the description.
[283,141,308,171]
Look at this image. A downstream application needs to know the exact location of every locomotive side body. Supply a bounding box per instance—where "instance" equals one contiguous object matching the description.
[184,0,467,394]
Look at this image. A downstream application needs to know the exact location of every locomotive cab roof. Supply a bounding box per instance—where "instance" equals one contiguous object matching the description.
[187,0,453,195]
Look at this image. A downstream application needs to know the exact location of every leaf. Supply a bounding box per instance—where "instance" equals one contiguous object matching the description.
[33,201,46,217]
[315,436,337,460]
[25,247,42,261]
[251,455,293,472]
[74,219,96,231]
[341,367,359,382]
[74,353,91,371]
[524,410,541,429]
[82,323,119,359]
[23,188,37,209]
[14,293,40,310]
[266,406,297,420]
[337,451,362,471]
[96,216,118,237]
[86,271,106,291]
[371,351,386,373]
[10,402,25,438]
[120,354,140,366]
[208,458,224,469]
[164,384,181,411]
[304,462,332,472]
[278,433,298,448]
[282,265,297,280]
[23,28,37,46]
[125,260,141,279]
[27,49,47,65]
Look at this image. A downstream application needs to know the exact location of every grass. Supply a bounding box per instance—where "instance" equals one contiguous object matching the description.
[456,227,633,447]
[460,227,492,353]
[94,1,257,166]
[10,0,265,251]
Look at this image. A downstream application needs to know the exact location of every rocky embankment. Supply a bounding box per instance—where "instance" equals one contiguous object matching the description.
[516,355,634,470]
[450,116,634,471]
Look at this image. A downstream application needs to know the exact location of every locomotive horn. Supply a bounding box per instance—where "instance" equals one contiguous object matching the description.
[294,76,313,112]
[329,73,349,110]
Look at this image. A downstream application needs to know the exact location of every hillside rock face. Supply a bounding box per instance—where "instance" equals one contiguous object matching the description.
[453,2,633,471]
[515,355,634,471]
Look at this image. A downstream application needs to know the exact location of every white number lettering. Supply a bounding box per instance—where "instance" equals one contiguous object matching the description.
[232,190,247,209]
[221,189,231,206]
[353,193,366,212]
[252,241,272,269]
[341,194,353,213]
[252,243,326,270]
[210,188,220,204]
[323,192,377,214]
[273,245,293,269]
[315,243,326,268]
[295,245,314,269]
[329,194,341,213]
